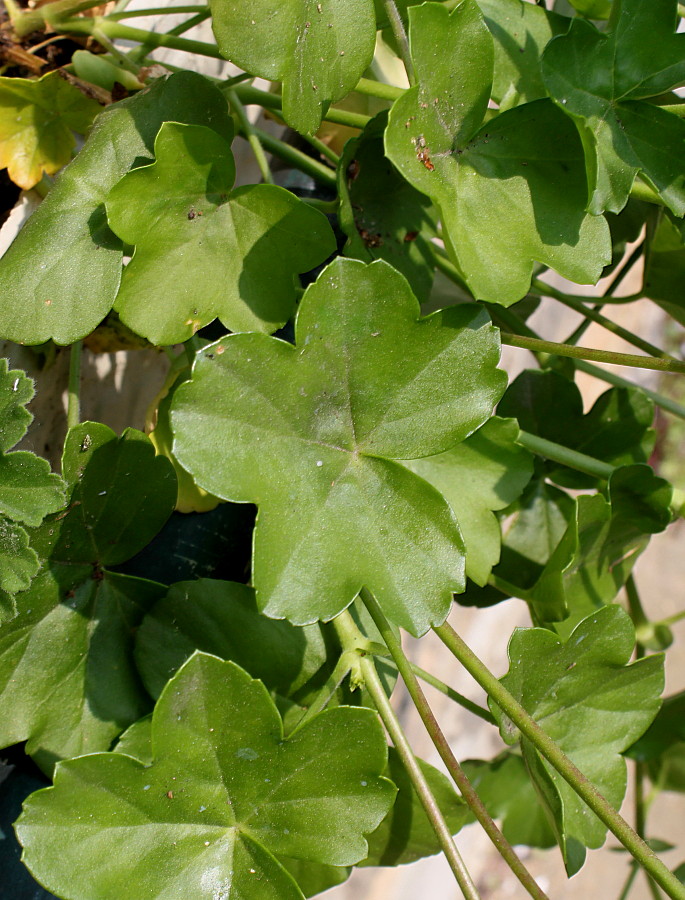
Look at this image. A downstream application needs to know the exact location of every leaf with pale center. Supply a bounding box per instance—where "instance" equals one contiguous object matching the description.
[0,72,233,346]
[17,652,396,900]
[542,0,685,215]
[171,257,506,636]
[494,606,664,874]
[0,71,99,190]
[385,0,610,306]
[210,0,376,134]
[107,123,336,343]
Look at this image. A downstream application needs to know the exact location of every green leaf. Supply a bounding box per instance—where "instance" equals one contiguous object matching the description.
[477,0,569,108]
[135,578,328,699]
[114,714,153,766]
[107,122,336,343]
[210,0,376,134]
[567,0,612,17]
[0,452,66,527]
[0,424,175,771]
[541,0,685,214]
[361,747,467,866]
[462,752,556,848]
[493,606,664,873]
[0,71,233,346]
[0,515,39,595]
[498,369,655,488]
[0,70,100,190]
[385,1,610,305]
[71,49,144,93]
[338,111,438,302]
[0,358,34,452]
[17,653,396,899]
[171,257,506,635]
[644,212,685,325]
[400,417,534,585]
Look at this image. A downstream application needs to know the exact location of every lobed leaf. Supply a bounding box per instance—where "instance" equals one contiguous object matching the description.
[0,72,233,346]
[171,257,506,635]
[0,71,99,190]
[17,653,396,899]
[107,123,335,343]
[385,0,610,305]
[210,0,376,134]
[493,606,664,873]
[0,358,34,452]
[541,0,685,214]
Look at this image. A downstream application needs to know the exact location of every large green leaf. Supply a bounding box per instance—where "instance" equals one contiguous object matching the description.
[400,417,533,585]
[494,606,664,874]
[107,123,335,343]
[0,72,233,346]
[0,71,99,190]
[210,0,376,134]
[17,653,396,899]
[171,257,506,636]
[644,212,685,325]
[385,1,610,305]
[541,0,685,215]
[0,423,175,771]
[477,0,569,108]
[338,111,438,302]
[135,578,328,700]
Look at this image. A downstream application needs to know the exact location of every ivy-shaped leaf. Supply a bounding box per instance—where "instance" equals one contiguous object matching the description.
[400,417,534,586]
[210,0,376,134]
[644,211,685,326]
[0,422,176,771]
[0,71,100,190]
[477,0,569,109]
[0,72,233,346]
[494,607,663,874]
[106,123,336,343]
[498,369,655,488]
[0,360,65,604]
[171,257,506,636]
[338,111,439,303]
[135,578,328,701]
[542,0,685,215]
[17,653,396,900]
[385,0,610,306]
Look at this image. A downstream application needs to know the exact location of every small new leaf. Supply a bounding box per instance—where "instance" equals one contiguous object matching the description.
[494,606,664,873]
[17,653,396,899]
[0,71,99,190]
[210,0,376,134]
[542,0,685,214]
[171,257,505,635]
[385,0,610,305]
[107,123,336,343]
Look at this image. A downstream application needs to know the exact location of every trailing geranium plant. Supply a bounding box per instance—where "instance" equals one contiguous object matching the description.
[0,0,684,898]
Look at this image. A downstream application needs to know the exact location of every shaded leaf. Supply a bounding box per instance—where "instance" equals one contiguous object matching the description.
[0,452,65,528]
[171,257,506,636]
[385,1,610,305]
[338,111,438,302]
[107,123,336,343]
[0,71,99,190]
[493,606,664,873]
[135,578,328,700]
[0,72,233,346]
[643,212,685,326]
[210,0,376,135]
[401,417,533,585]
[541,0,685,214]
[0,515,39,595]
[0,358,34,453]
[17,653,396,899]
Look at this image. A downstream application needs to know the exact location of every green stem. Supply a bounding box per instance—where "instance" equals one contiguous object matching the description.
[299,132,340,166]
[360,590,551,900]
[107,4,208,18]
[354,76,405,101]
[233,83,371,130]
[653,608,685,628]
[289,654,352,736]
[517,431,612,480]
[67,341,82,430]
[252,127,337,188]
[382,0,416,85]
[227,90,274,184]
[501,332,685,375]
[434,621,685,900]
[625,575,651,635]
[409,663,496,725]
[57,16,226,59]
[302,197,339,213]
[334,613,481,900]
[92,29,142,74]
